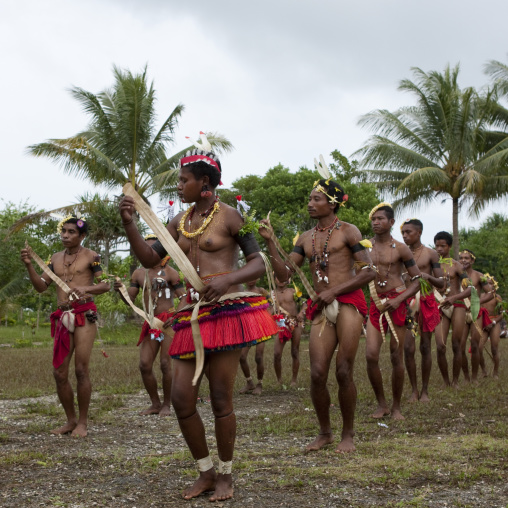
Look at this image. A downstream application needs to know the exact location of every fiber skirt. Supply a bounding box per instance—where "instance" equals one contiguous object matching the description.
[169,294,278,359]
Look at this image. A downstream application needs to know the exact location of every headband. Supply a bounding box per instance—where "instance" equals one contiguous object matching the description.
[312,155,348,206]
[459,250,476,261]
[56,213,86,234]
[180,132,221,175]
[369,202,392,220]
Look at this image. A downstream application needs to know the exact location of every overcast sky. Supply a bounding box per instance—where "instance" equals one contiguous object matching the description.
[1,0,507,245]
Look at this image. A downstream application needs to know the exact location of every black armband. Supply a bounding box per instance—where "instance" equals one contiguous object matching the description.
[130,281,141,289]
[459,272,468,280]
[47,263,54,273]
[350,243,366,253]
[171,281,184,291]
[403,258,416,268]
[151,240,167,259]
[234,232,260,257]
[292,245,305,256]
[432,262,440,269]
[91,263,103,273]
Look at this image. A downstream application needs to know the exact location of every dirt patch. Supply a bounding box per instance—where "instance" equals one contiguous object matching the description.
[1,389,507,507]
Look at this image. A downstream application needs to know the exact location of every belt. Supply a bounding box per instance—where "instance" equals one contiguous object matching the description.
[58,297,94,311]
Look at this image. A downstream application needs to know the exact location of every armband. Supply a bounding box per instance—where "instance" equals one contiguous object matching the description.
[410,274,421,282]
[459,272,468,280]
[171,281,184,291]
[151,240,168,259]
[41,277,50,287]
[130,282,141,289]
[403,258,416,268]
[432,262,440,268]
[91,263,103,273]
[350,243,366,253]
[292,245,305,256]
[178,293,187,300]
[233,232,260,257]
[48,263,54,273]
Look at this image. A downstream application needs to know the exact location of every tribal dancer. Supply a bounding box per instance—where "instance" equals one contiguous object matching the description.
[260,158,375,453]
[119,140,278,501]
[20,215,110,437]
[238,279,271,396]
[272,278,307,388]
[367,204,421,420]
[115,234,184,416]
[458,249,494,382]
[400,219,445,402]
[478,275,502,378]
[433,232,472,388]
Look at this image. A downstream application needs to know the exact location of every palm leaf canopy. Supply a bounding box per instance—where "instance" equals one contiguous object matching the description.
[27,65,233,198]
[356,64,508,217]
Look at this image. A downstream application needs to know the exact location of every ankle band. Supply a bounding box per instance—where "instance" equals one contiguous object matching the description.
[218,459,232,475]
[197,456,214,472]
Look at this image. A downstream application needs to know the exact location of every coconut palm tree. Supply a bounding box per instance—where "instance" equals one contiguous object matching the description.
[355,64,508,257]
[27,65,233,198]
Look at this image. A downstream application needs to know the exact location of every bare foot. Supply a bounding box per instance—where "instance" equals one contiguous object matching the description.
[419,392,430,403]
[182,470,217,500]
[305,433,334,452]
[139,404,161,415]
[71,423,88,437]
[371,406,390,418]
[239,380,255,394]
[290,380,297,388]
[159,404,171,416]
[209,473,234,502]
[335,435,356,453]
[391,409,405,421]
[451,381,460,390]
[252,383,263,396]
[50,421,77,435]
[407,391,419,403]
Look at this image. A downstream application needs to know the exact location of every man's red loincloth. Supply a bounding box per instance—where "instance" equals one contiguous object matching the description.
[50,301,97,369]
[369,290,407,333]
[418,293,441,333]
[138,310,174,346]
[305,288,368,322]
[478,307,492,330]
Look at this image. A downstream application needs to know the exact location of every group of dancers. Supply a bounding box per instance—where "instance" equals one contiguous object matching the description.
[20,138,504,502]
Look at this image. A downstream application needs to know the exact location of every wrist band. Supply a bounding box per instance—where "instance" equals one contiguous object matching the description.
[122,218,133,226]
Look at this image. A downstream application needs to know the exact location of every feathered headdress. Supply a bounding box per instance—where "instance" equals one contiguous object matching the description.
[180,132,222,184]
[312,155,348,207]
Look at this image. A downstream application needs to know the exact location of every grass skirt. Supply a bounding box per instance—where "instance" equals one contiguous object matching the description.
[169,294,278,359]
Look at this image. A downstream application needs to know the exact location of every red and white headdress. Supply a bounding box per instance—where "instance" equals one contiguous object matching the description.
[180,132,222,179]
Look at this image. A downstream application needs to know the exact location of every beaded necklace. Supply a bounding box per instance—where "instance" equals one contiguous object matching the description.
[178,199,220,239]
[62,246,82,283]
[372,237,396,287]
[311,216,340,283]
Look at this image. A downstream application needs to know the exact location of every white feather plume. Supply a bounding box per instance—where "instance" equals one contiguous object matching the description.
[185,131,212,152]
[314,154,331,180]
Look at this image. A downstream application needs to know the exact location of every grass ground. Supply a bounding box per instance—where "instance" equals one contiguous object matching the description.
[0,324,506,507]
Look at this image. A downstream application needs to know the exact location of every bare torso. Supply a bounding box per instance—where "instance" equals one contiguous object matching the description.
[369,237,411,293]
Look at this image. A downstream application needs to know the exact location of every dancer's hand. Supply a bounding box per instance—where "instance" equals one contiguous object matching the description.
[201,275,231,302]
[20,248,32,265]
[119,196,135,224]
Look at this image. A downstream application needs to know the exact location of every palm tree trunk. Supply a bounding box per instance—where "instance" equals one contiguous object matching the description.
[452,197,459,259]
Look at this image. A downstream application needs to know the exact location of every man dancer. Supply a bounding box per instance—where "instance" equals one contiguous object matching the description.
[458,249,494,382]
[273,278,307,388]
[400,219,445,402]
[366,204,421,421]
[20,215,110,437]
[238,279,271,396]
[260,173,375,453]
[115,234,184,415]
[478,275,502,378]
[434,232,472,388]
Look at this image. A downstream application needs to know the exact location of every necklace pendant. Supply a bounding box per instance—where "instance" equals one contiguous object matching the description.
[323,276,329,283]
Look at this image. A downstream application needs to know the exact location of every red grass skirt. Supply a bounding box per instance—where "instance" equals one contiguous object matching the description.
[369,290,407,332]
[138,310,174,346]
[305,289,368,322]
[418,293,441,333]
[169,295,278,359]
